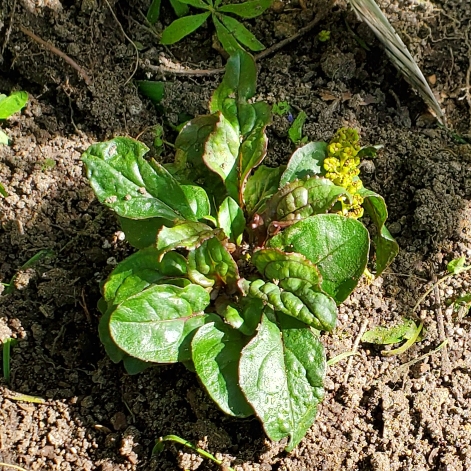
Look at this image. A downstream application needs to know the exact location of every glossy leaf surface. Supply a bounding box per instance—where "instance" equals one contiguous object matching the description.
[217,196,246,243]
[82,138,196,222]
[239,311,325,451]
[268,214,369,303]
[110,284,213,363]
[192,321,253,417]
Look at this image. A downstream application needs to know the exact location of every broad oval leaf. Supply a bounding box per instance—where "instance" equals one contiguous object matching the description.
[110,284,213,363]
[217,196,245,244]
[239,311,325,451]
[81,137,196,222]
[192,321,253,417]
[103,247,164,305]
[219,14,265,51]
[280,141,327,187]
[218,0,272,18]
[244,165,285,216]
[359,187,398,275]
[267,214,370,303]
[161,12,211,45]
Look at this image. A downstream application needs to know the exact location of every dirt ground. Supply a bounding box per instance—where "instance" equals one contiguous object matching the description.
[1,0,471,469]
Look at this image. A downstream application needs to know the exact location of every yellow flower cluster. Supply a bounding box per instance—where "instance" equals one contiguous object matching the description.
[324,128,364,219]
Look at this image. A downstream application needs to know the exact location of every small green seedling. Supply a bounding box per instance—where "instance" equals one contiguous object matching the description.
[147,0,190,24]
[82,51,398,450]
[0,91,28,145]
[137,81,165,105]
[362,318,424,356]
[153,435,235,470]
[160,0,273,53]
[318,30,330,42]
[272,101,291,116]
[3,249,55,295]
[288,110,308,146]
[2,338,17,383]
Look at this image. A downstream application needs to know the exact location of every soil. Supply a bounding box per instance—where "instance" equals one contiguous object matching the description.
[1,0,471,469]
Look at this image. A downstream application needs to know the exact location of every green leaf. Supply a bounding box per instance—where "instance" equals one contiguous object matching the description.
[202,112,239,201]
[239,311,325,451]
[357,144,383,159]
[210,49,257,113]
[117,216,166,249]
[252,249,322,289]
[264,177,346,223]
[219,14,265,52]
[176,0,211,8]
[0,130,9,145]
[109,284,214,363]
[280,142,327,187]
[137,81,165,104]
[288,111,307,144]
[244,165,285,216]
[161,12,211,45]
[146,0,162,24]
[217,196,246,244]
[218,0,272,18]
[213,15,243,55]
[447,256,469,274]
[99,307,126,363]
[180,185,211,220]
[362,318,420,345]
[216,298,263,336]
[0,91,28,119]
[0,182,8,197]
[358,188,398,275]
[169,0,190,17]
[242,278,336,331]
[187,237,239,288]
[157,222,216,255]
[123,356,153,375]
[103,247,166,306]
[81,137,197,222]
[192,321,253,417]
[268,214,370,303]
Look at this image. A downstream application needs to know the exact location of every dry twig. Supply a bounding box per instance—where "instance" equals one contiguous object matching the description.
[18,25,92,86]
[343,317,369,386]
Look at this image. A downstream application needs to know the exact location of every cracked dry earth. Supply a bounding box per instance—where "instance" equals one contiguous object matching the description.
[1,0,471,469]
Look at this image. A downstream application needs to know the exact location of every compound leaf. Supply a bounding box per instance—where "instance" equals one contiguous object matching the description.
[268,214,369,303]
[239,311,325,451]
[192,321,253,417]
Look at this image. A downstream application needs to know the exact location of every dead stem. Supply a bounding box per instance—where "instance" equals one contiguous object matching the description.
[432,273,451,376]
[19,25,92,86]
[343,317,369,386]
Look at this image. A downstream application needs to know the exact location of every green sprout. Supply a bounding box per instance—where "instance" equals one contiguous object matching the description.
[318,30,330,42]
[0,91,28,146]
[272,101,291,116]
[2,338,17,384]
[160,0,273,53]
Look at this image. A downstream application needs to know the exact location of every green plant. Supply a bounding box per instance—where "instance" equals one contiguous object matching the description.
[287,110,308,146]
[1,338,17,383]
[82,51,398,450]
[160,0,272,53]
[0,91,28,145]
[147,0,190,24]
[318,30,330,42]
[272,101,290,116]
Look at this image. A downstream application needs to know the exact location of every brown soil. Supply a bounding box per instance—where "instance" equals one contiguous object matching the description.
[1,0,471,469]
